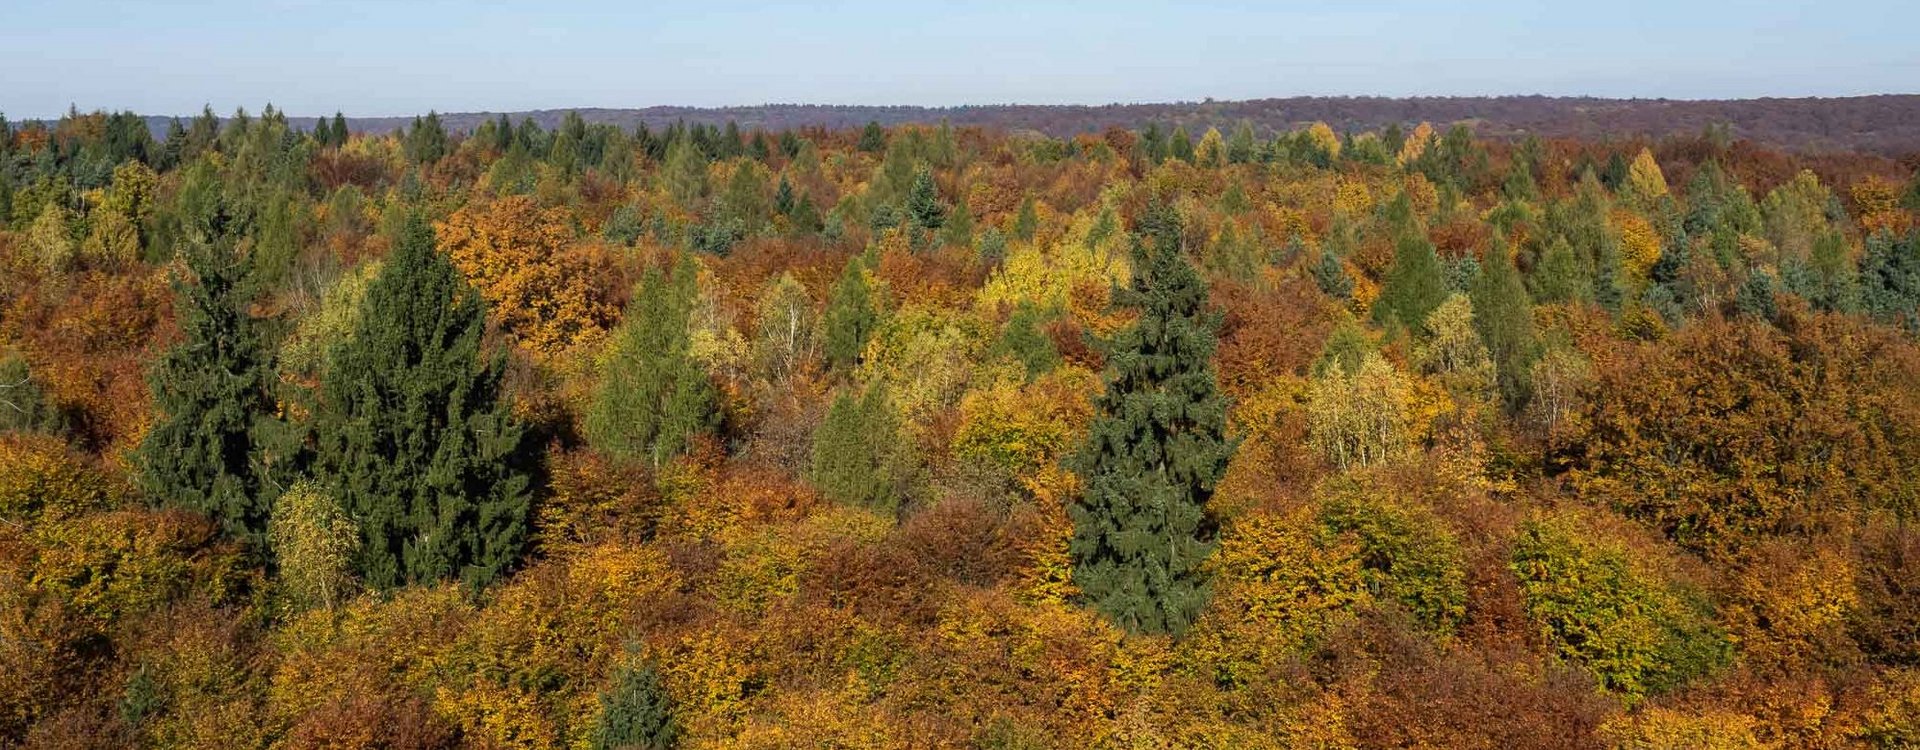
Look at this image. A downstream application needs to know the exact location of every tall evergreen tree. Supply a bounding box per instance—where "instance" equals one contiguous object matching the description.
[312,116,334,149]
[312,212,530,590]
[858,121,887,153]
[135,206,278,545]
[822,255,877,371]
[331,112,349,146]
[810,384,908,514]
[1373,228,1450,335]
[404,111,448,165]
[584,256,718,467]
[1069,202,1235,635]
[1469,237,1537,407]
[906,166,944,231]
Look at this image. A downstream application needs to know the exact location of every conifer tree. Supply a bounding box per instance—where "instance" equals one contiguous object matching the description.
[1313,248,1354,300]
[1373,227,1449,335]
[810,384,908,514]
[1531,236,1590,305]
[1470,237,1537,407]
[312,116,334,148]
[1069,202,1234,635]
[135,193,278,547]
[858,120,887,153]
[592,659,678,750]
[331,112,348,146]
[822,255,877,372]
[312,212,531,590]
[404,111,448,165]
[907,166,944,231]
[585,256,718,467]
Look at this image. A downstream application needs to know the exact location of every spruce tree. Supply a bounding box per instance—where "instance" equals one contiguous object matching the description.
[822,255,877,372]
[584,256,718,467]
[135,192,278,547]
[1469,237,1538,407]
[331,112,348,146]
[906,166,944,231]
[1373,229,1450,335]
[312,117,334,149]
[1069,202,1235,635]
[858,121,887,153]
[809,384,907,514]
[312,212,530,590]
[592,659,678,750]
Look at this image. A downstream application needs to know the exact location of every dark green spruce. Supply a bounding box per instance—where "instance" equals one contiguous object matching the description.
[1069,202,1235,635]
[312,212,531,590]
[135,209,279,547]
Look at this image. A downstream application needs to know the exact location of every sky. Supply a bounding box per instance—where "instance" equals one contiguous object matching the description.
[2,0,1916,119]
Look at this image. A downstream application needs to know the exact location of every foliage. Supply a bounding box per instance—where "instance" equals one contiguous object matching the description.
[1511,513,1730,697]
[438,196,616,357]
[1069,203,1235,635]
[593,658,678,750]
[585,256,718,467]
[311,212,531,590]
[268,480,359,612]
[135,216,279,547]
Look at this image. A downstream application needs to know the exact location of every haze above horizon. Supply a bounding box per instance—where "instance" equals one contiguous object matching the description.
[4,0,1916,120]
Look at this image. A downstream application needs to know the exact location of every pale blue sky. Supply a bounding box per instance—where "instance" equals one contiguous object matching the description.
[2,0,1915,119]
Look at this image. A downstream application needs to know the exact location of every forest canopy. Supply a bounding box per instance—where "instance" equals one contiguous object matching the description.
[2,105,1920,748]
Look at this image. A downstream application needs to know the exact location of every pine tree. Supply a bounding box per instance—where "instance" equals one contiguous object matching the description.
[1860,231,1919,331]
[312,212,530,590]
[940,196,974,248]
[135,198,278,547]
[1469,237,1538,407]
[585,256,718,467]
[592,659,678,750]
[822,255,877,371]
[1011,196,1038,242]
[1169,126,1195,163]
[1069,202,1235,635]
[331,112,349,146]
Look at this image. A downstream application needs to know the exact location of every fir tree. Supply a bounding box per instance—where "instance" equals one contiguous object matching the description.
[1860,230,1920,331]
[810,384,908,514]
[1313,249,1354,300]
[822,255,877,371]
[1531,236,1589,305]
[404,111,448,165]
[858,120,887,153]
[906,166,944,231]
[1069,202,1235,635]
[311,116,334,149]
[331,112,349,146]
[1011,196,1038,242]
[312,212,531,590]
[592,659,678,750]
[135,193,278,547]
[585,257,718,467]
[1469,237,1538,407]
[1373,229,1450,335]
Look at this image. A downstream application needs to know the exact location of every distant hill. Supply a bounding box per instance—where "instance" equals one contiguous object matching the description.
[140,95,1920,154]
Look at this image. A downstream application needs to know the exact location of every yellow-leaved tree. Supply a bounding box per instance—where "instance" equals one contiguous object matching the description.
[437,195,615,358]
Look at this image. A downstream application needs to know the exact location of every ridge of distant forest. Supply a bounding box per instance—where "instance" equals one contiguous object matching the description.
[116,94,1920,154]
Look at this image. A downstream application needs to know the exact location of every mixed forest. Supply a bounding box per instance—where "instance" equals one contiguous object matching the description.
[2,105,1920,749]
